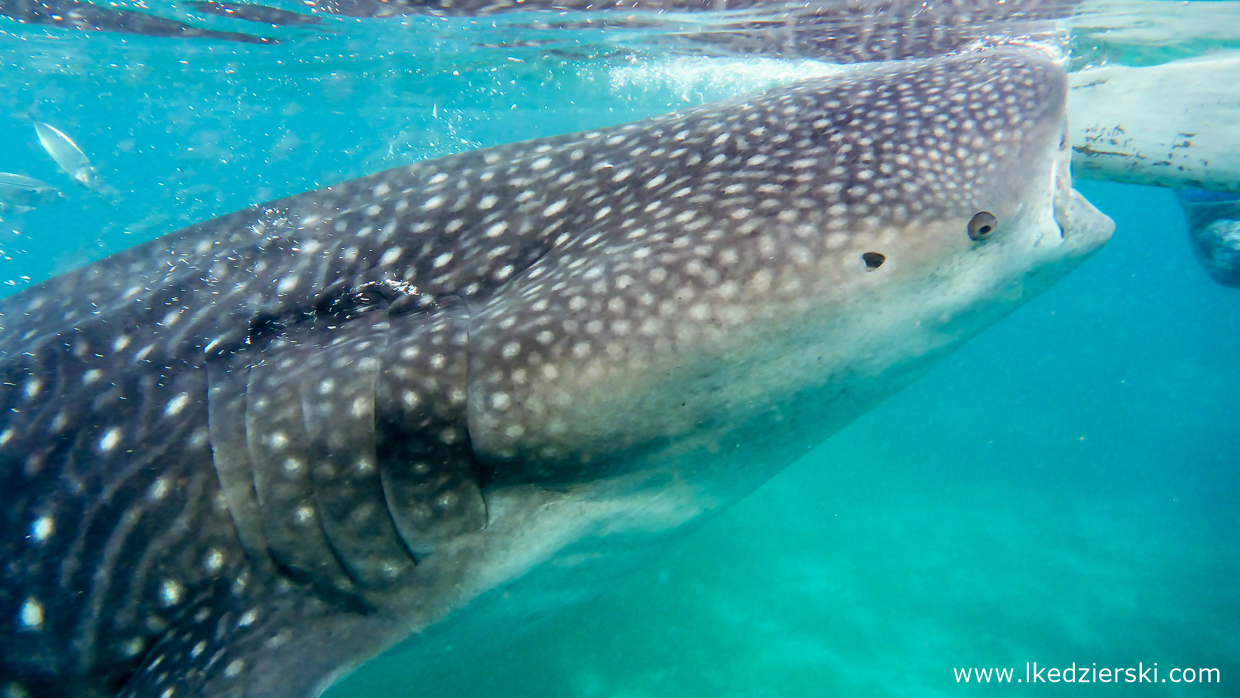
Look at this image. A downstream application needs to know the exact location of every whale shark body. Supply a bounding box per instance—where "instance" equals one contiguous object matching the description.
[0,48,1112,698]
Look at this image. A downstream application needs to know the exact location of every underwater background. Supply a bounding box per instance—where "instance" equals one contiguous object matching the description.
[2,3,1237,696]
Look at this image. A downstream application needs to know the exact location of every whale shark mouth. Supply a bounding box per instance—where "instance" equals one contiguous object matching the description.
[1049,114,1111,254]
[1046,113,1074,244]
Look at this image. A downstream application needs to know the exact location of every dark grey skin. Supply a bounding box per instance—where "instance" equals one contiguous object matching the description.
[0,0,276,43]
[365,0,1081,61]
[186,1,322,25]
[0,0,1078,59]
[0,48,1111,698]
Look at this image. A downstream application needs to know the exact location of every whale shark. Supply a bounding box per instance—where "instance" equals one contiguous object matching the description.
[0,0,1077,58]
[0,47,1113,698]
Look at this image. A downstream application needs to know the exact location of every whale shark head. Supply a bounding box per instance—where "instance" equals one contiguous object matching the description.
[0,46,1110,698]
[465,47,1113,491]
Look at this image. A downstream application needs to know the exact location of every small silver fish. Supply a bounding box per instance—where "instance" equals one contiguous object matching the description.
[33,121,102,191]
[0,172,64,213]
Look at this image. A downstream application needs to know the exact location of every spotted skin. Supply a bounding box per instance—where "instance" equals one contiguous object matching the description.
[1,0,1079,60]
[0,0,276,43]
[0,48,1111,698]
[383,0,1081,62]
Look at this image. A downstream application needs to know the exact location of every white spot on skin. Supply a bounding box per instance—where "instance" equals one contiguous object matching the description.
[379,247,403,266]
[164,393,190,416]
[266,630,291,649]
[23,380,41,399]
[99,428,121,452]
[120,637,145,658]
[277,276,299,294]
[750,270,773,293]
[149,477,169,500]
[238,610,257,627]
[205,549,224,573]
[82,370,102,385]
[189,429,208,449]
[190,641,207,658]
[543,199,567,217]
[0,429,13,446]
[19,598,43,629]
[160,579,183,606]
[478,194,498,209]
[31,516,54,542]
[225,660,244,678]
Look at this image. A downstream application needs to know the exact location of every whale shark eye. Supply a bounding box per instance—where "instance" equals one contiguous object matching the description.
[861,252,885,271]
[967,211,998,241]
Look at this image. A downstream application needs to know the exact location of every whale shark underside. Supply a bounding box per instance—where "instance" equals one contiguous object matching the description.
[0,0,1080,60]
[0,47,1112,698]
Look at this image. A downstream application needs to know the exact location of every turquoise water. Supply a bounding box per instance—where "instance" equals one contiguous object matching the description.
[2,3,1238,697]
